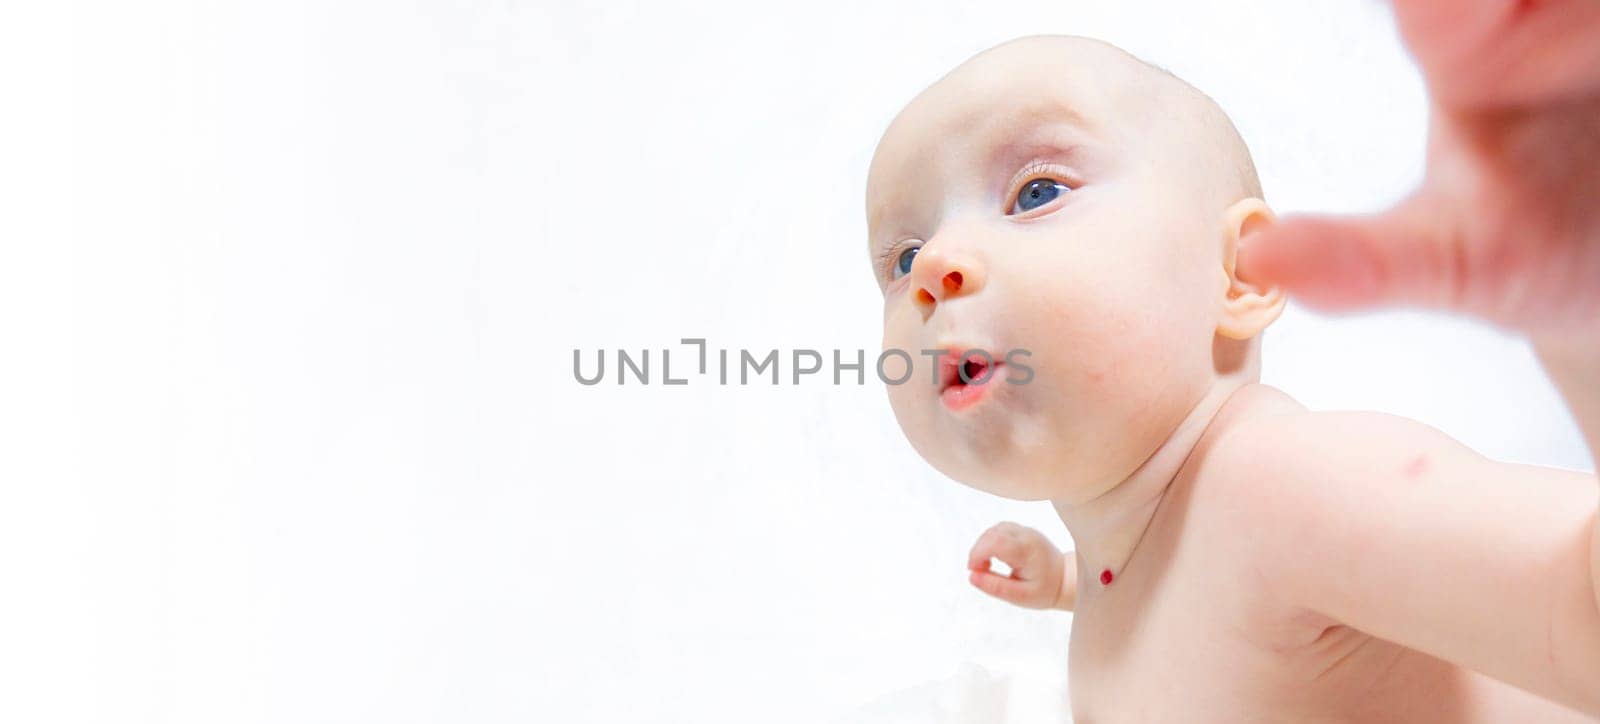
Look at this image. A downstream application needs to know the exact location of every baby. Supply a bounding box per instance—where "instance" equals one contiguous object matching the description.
[864,36,1600,722]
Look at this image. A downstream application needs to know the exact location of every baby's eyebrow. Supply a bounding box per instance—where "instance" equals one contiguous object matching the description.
[865,94,1097,247]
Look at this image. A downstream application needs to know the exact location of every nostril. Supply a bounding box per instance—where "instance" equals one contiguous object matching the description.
[916,288,936,305]
[942,272,963,294]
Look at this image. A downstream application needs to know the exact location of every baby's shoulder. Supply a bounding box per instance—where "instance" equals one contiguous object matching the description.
[1183,384,1482,528]
[1200,387,1474,485]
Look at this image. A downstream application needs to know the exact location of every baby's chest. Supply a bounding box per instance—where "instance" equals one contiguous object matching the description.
[1064,580,1386,721]
[1066,595,1274,720]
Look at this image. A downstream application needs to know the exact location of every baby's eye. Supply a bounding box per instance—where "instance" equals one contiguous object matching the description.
[1010,177,1071,214]
[891,246,919,280]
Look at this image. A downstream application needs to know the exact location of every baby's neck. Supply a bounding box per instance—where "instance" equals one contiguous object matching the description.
[1051,379,1252,590]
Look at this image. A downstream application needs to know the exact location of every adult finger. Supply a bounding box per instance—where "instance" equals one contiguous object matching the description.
[1236,197,1463,313]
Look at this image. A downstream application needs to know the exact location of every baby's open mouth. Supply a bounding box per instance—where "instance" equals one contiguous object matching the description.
[938,350,1005,412]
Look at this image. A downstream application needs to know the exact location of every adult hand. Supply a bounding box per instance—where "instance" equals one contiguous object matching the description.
[1238,0,1600,338]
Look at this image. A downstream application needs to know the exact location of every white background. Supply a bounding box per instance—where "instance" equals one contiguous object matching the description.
[2,1,1591,723]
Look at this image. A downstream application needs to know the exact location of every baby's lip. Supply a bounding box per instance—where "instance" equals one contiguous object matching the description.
[936,346,1007,413]
[936,346,1003,392]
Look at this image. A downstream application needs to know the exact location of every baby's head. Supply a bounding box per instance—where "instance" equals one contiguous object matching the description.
[865,35,1285,503]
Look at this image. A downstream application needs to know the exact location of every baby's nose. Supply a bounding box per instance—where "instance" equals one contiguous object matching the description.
[911,247,985,310]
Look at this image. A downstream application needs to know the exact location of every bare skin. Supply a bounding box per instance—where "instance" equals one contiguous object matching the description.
[867,35,1600,721]
[973,385,1600,722]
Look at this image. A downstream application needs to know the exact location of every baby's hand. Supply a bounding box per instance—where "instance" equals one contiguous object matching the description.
[966,522,1075,611]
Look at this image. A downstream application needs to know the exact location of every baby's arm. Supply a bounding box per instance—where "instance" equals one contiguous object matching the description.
[1534,333,1600,628]
[966,522,1077,611]
[1213,410,1600,715]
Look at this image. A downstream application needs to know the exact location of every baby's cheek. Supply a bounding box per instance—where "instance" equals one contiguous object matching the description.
[1034,283,1189,429]
[1012,282,1131,386]
[884,373,965,478]
[879,340,931,421]
[879,296,923,349]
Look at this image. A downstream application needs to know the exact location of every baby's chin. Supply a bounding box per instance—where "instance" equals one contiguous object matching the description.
[934,455,1083,502]
[905,418,1105,502]
[888,375,1144,501]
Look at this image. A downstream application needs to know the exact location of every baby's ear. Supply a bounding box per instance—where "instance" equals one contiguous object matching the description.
[1217,198,1287,340]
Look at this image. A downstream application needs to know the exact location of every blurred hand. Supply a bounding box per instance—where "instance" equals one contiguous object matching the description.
[1238,0,1600,337]
[966,522,1075,611]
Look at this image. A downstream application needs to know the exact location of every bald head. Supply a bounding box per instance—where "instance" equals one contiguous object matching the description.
[1122,47,1264,204]
[868,35,1261,240]
[973,36,1258,199]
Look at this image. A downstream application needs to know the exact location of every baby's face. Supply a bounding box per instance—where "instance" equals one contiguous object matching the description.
[865,38,1240,502]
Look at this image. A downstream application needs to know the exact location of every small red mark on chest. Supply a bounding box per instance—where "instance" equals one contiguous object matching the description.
[1402,454,1428,479]
[1099,569,1114,586]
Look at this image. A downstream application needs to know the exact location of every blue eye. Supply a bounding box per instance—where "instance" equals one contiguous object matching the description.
[1011,178,1070,214]
[891,246,919,280]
